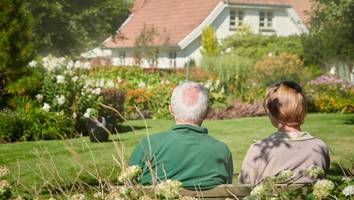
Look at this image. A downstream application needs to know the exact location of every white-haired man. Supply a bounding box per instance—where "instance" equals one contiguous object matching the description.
[129,81,233,189]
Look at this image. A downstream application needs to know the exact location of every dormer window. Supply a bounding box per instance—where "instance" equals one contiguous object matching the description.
[259,11,273,31]
[230,10,244,31]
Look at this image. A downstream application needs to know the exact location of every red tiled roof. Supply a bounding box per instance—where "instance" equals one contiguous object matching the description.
[105,0,221,48]
[104,0,312,49]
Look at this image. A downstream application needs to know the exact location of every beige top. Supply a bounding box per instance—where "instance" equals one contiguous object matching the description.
[238,132,330,185]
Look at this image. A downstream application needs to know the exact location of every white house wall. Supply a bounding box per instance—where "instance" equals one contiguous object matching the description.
[109,4,306,68]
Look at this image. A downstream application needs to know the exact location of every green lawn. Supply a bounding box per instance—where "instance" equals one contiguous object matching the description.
[0,113,353,194]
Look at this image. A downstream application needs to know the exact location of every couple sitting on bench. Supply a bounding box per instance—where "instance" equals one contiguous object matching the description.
[129,81,330,189]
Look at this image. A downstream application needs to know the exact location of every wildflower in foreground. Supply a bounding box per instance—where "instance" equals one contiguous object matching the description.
[105,187,130,200]
[0,165,9,177]
[250,184,266,199]
[342,185,354,197]
[155,179,182,199]
[313,179,334,199]
[70,193,86,200]
[118,165,142,182]
[93,191,105,199]
[276,170,293,182]
[0,180,10,194]
[304,166,325,179]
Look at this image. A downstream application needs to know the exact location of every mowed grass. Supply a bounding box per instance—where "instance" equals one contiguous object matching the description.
[0,113,353,191]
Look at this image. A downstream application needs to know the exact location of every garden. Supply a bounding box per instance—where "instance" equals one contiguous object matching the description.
[1,0,354,199]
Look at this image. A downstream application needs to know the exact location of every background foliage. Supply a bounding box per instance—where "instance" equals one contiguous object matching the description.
[0,0,34,107]
[26,0,130,56]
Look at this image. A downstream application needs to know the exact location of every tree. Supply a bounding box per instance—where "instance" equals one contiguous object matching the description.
[0,0,34,106]
[200,26,220,57]
[26,0,131,56]
[134,24,170,68]
[302,0,354,81]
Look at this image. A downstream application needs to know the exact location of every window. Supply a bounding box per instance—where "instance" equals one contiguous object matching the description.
[169,52,177,68]
[230,10,244,31]
[119,51,126,65]
[259,11,273,30]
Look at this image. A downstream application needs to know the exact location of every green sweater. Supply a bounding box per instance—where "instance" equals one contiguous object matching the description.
[129,124,233,190]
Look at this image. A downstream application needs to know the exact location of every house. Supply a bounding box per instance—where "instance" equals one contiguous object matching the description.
[103,0,312,68]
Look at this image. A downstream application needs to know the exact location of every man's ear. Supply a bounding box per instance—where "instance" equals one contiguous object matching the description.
[169,105,173,115]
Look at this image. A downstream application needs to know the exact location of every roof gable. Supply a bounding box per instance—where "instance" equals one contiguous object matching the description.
[104,0,312,49]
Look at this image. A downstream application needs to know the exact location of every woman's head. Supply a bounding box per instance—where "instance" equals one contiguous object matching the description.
[264,81,307,127]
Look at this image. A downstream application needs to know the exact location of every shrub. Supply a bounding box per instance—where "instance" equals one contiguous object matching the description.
[0,110,23,143]
[0,106,75,143]
[201,54,258,101]
[253,53,312,87]
[221,33,304,60]
[305,75,354,113]
[201,26,220,57]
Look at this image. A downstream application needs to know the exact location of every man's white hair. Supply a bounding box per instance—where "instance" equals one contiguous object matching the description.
[171,81,209,122]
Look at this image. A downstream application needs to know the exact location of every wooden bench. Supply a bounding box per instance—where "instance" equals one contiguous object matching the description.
[180,184,307,199]
[117,184,308,199]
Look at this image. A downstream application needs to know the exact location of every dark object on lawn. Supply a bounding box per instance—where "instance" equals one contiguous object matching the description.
[86,117,109,142]
[99,88,125,132]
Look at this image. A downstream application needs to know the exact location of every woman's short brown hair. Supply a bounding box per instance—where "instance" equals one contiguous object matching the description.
[264,81,307,125]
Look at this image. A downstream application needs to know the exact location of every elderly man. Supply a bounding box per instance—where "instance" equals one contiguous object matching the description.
[129,81,233,189]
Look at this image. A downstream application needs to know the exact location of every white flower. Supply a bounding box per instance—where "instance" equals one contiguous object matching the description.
[56,95,66,105]
[72,112,77,119]
[313,179,334,199]
[42,103,51,112]
[74,61,82,69]
[106,80,115,88]
[35,94,43,102]
[304,166,325,179]
[97,79,105,87]
[93,192,104,199]
[72,76,79,82]
[66,60,74,70]
[70,194,86,200]
[118,165,142,182]
[155,180,182,199]
[215,79,220,87]
[29,60,37,68]
[91,88,102,95]
[0,166,9,177]
[83,62,91,70]
[276,170,293,182]
[0,180,9,193]
[48,198,56,200]
[342,185,354,197]
[58,111,64,116]
[64,70,74,76]
[84,108,93,118]
[204,80,212,89]
[56,75,65,84]
[138,81,146,88]
[250,184,266,199]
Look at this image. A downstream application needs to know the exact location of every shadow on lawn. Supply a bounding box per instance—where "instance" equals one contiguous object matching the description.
[343,115,354,125]
[116,125,148,133]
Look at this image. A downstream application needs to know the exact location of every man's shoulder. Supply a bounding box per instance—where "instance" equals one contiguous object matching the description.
[205,134,231,153]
